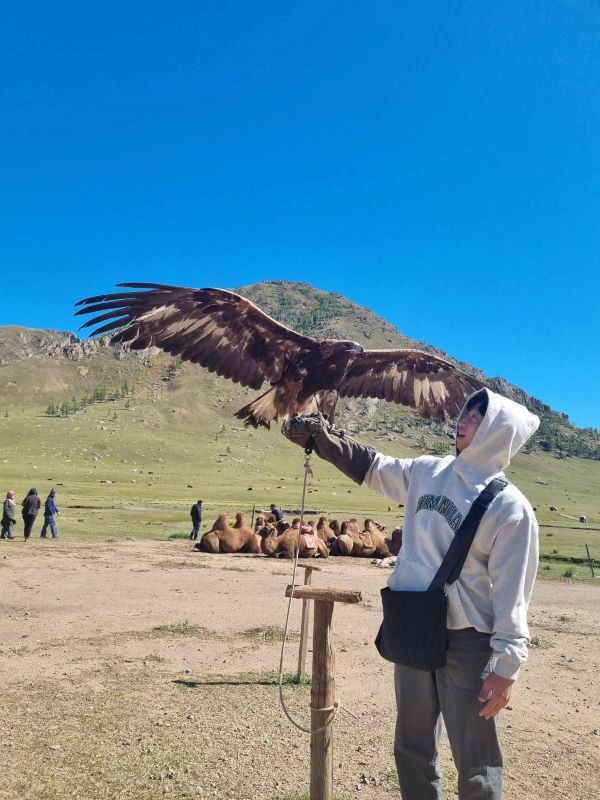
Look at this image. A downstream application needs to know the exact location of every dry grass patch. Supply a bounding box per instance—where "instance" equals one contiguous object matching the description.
[0,662,315,800]
[240,625,299,644]
[152,620,202,636]
[153,559,211,570]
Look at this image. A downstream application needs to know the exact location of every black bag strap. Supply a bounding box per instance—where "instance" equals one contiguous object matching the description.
[428,478,508,591]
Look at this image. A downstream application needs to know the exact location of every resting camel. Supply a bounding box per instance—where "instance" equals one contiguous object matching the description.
[388,527,404,555]
[260,518,328,559]
[198,512,261,554]
[331,518,391,558]
[363,518,392,557]
[261,511,290,534]
[316,515,337,546]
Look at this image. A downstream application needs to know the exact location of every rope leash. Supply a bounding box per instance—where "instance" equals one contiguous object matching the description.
[277,441,351,734]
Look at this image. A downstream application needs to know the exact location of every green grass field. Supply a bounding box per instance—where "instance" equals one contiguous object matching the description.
[1,353,599,580]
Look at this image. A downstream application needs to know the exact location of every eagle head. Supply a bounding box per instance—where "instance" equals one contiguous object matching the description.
[343,341,364,354]
[319,339,364,361]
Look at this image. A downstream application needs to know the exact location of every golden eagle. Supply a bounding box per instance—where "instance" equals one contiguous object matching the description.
[75,283,483,428]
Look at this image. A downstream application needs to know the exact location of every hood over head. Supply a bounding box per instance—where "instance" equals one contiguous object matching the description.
[454,388,539,487]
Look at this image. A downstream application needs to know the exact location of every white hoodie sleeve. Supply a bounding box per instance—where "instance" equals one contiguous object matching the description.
[488,511,539,680]
[364,453,415,505]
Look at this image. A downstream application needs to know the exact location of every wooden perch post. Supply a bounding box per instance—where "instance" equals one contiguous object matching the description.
[294,562,322,684]
[286,583,362,800]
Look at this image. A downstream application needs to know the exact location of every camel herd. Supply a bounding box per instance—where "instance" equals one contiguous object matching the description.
[195,511,403,560]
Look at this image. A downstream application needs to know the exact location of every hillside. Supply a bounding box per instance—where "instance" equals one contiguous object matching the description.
[1,280,598,461]
[239,282,600,460]
[0,282,599,576]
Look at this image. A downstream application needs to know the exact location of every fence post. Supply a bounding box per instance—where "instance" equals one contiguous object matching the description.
[585,544,596,578]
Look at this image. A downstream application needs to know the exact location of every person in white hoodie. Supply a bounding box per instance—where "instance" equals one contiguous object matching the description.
[282,388,539,800]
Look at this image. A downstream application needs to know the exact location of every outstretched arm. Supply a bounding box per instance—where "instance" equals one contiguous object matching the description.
[282,414,416,506]
[364,453,415,506]
[282,414,376,484]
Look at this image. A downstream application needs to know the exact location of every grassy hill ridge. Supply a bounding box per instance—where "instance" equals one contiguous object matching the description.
[1,280,598,460]
[0,282,599,577]
[242,281,600,459]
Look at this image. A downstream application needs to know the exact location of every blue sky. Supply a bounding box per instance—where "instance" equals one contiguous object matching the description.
[1,1,599,428]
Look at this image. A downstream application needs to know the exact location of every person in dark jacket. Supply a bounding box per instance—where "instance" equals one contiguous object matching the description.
[41,488,60,539]
[190,500,203,541]
[21,488,41,541]
[269,503,284,523]
[1,490,17,539]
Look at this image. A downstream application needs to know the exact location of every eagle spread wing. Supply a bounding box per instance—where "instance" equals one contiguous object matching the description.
[75,283,484,425]
[339,349,483,420]
[75,283,315,391]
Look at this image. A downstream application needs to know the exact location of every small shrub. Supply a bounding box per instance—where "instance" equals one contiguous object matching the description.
[563,569,573,578]
[386,768,399,788]
[153,620,200,636]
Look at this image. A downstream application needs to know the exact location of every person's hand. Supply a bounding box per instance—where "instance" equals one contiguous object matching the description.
[478,672,514,719]
[281,413,329,449]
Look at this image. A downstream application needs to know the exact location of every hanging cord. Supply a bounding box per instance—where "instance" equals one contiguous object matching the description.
[277,439,354,734]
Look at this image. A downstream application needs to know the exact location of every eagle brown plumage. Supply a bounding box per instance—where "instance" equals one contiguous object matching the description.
[75,283,483,428]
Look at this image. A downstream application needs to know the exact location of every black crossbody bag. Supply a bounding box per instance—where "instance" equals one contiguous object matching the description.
[374,478,507,671]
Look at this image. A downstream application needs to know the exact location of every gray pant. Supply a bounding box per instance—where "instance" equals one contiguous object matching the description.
[40,515,59,539]
[394,628,503,800]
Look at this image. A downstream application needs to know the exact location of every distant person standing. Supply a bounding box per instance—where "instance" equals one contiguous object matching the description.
[190,499,203,541]
[1,491,17,539]
[21,488,41,541]
[269,503,284,523]
[41,488,60,539]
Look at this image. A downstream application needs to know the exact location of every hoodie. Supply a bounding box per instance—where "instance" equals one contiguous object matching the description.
[364,388,540,680]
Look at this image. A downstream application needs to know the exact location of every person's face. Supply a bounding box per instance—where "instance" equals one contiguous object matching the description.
[456,407,485,453]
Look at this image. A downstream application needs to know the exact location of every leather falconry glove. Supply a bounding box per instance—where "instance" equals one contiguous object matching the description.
[281,413,376,485]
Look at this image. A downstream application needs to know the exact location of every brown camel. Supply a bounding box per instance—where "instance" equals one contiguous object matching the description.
[329,518,357,556]
[389,527,404,555]
[198,513,261,554]
[330,518,390,558]
[260,519,328,559]
[363,518,391,558]
[316,515,337,545]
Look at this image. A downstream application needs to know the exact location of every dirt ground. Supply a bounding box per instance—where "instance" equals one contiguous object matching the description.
[0,540,598,800]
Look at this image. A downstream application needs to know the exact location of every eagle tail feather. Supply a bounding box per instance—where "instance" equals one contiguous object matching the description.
[235,387,280,429]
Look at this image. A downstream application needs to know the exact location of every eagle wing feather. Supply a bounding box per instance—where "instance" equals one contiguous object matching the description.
[339,349,483,420]
[75,283,315,389]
